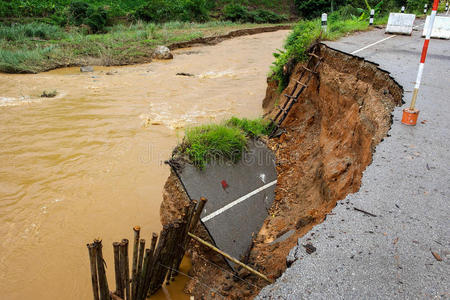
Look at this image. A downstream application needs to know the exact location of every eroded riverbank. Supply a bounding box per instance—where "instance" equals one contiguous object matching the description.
[0,29,290,300]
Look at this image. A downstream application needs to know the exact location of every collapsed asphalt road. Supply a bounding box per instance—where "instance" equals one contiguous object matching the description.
[258,22,450,299]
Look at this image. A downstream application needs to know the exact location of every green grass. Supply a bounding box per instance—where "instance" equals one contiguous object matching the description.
[225,117,274,137]
[178,117,273,169]
[269,11,391,91]
[0,21,288,73]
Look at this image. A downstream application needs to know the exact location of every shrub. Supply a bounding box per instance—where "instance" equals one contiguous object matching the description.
[406,0,431,11]
[84,6,109,33]
[69,1,90,26]
[181,0,210,22]
[223,4,286,23]
[223,3,251,22]
[135,0,182,23]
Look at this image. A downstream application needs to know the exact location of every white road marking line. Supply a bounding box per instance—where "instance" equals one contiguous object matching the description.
[201,180,277,223]
[351,35,396,55]
[350,22,426,55]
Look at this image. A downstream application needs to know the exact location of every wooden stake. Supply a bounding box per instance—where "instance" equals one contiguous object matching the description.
[189,197,207,233]
[120,239,131,300]
[136,249,151,300]
[94,240,111,300]
[188,232,273,283]
[148,226,169,295]
[135,238,145,298]
[131,226,140,300]
[87,243,99,300]
[113,242,123,298]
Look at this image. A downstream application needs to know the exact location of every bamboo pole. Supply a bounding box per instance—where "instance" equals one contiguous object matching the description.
[110,291,124,300]
[135,239,145,298]
[94,240,111,300]
[172,201,197,275]
[147,226,169,295]
[120,239,131,300]
[113,242,123,298]
[187,232,273,283]
[165,221,183,284]
[141,233,158,299]
[136,248,151,300]
[189,197,207,232]
[87,243,100,300]
[131,226,140,300]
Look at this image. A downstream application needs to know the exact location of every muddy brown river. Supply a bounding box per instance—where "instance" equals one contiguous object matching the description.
[0,30,289,299]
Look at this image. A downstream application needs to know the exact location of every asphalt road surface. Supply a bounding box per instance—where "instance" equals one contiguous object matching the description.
[258,21,450,299]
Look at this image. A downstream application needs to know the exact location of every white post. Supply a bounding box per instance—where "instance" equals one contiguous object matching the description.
[424,3,428,14]
[369,9,375,25]
[321,13,327,34]
[401,6,405,13]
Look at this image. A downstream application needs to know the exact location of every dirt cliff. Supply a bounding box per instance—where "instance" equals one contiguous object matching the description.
[160,44,403,299]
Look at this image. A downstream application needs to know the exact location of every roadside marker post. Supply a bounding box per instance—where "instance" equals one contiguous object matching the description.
[369,9,375,25]
[424,4,428,14]
[402,0,440,126]
[401,6,405,13]
[321,13,327,33]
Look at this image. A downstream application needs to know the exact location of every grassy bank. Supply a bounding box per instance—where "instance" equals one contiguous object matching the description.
[174,117,274,169]
[0,21,290,73]
[270,9,390,90]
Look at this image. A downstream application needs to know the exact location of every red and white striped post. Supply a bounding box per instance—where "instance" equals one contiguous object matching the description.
[401,0,440,126]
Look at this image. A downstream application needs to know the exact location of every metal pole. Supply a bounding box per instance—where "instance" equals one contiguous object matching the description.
[402,0,440,125]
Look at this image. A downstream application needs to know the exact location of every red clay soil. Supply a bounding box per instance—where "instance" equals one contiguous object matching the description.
[160,44,403,299]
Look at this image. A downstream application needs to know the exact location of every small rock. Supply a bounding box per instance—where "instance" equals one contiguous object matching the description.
[152,46,173,59]
[176,72,195,77]
[80,66,94,72]
[303,243,316,254]
[106,72,114,75]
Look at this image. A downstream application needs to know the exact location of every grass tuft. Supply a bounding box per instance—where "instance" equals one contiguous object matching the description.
[179,117,272,169]
[225,117,274,137]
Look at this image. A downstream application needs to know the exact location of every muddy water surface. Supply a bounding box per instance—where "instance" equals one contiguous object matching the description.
[0,30,289,299]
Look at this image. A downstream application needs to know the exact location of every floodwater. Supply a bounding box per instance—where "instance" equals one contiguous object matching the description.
[0,30,289,299]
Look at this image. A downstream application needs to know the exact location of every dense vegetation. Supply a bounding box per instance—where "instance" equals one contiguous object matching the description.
[177,117,274,169]
[269,0,436,90]
[0,0,291,27]
[0,0,438,74]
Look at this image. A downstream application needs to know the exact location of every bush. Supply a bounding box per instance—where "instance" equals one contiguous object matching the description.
[69,1,90,26]
[406,0,431,11]
[135,0,182,23]
[84,6,109,33]
[222,4,286,23]
[222,3,251,22]
[181,0,210,22]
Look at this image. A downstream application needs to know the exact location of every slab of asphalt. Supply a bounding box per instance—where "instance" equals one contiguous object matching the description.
[175,139,277,269]
[258,23,450,299]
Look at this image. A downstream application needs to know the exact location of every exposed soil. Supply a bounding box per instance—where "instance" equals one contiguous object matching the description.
[160,44,403,299]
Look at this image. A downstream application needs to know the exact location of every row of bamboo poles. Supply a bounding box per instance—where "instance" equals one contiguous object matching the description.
[87,197,207,300]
